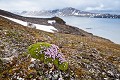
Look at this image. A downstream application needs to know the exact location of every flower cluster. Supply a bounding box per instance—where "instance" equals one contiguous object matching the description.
[28,42,68,71]
[44,44,66,63]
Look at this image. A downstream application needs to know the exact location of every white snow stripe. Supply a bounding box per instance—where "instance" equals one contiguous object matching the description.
[0,15,57,33]
[0,15,27,26]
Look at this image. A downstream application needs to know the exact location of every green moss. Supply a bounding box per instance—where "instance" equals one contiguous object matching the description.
[44,57,53,64]
[28,42,68,71]
[53,59,59,67]
[58,62,68,71]
[28,42,51,60]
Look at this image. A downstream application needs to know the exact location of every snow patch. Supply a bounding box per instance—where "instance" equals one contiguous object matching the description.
[0,15,57,33]
[48,20,56,24]
[72,10,76,14]
[0,15,27,26]
[34,24,57,33]
[74,13,79,15]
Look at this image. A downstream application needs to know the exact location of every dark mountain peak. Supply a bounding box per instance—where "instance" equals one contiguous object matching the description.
[50,9,59,13]
[62,7,76,10]
[21,11,27,14]
[61,7,79,11]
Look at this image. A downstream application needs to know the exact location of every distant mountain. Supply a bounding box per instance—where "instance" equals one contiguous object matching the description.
[87,10,120,15]
[15,7,120,19]
[16,7,92,16]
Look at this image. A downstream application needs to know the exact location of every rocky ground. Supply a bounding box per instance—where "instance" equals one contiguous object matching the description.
[0,13,120,80]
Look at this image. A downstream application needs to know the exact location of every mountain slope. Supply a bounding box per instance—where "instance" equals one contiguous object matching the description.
[0,9,94,36]
[0,10,120,79]
[17,7,120,18]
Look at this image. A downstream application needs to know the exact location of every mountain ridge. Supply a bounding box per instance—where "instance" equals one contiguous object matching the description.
[14,7,120,19]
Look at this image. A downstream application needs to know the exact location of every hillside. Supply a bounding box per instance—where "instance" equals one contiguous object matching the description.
[0,10,120,80]
[0,9,94,36]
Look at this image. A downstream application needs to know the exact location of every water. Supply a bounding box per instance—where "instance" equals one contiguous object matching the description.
[24,15,120,44]
[60,16,120,44]
[88,10,120,15]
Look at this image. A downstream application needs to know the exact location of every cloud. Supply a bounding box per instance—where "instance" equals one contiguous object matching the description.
[0,0,120,11]
[85,4,105,11]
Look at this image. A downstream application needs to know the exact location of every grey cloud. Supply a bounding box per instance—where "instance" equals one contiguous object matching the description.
[0,0,120,11]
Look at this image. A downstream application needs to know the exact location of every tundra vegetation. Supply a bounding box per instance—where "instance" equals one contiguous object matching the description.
[0,16,120,80]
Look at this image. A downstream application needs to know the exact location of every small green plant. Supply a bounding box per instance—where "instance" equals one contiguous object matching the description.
[28,42,51,61]
[53,58,59,67]
[28,42,68,71]
[58,62,68,71]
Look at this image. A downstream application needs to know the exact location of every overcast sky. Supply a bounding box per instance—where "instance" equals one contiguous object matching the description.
[0,0,120,11]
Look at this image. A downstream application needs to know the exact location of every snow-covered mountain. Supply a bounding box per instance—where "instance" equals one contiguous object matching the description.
[13,7,120,18]
[14,7,93,16]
